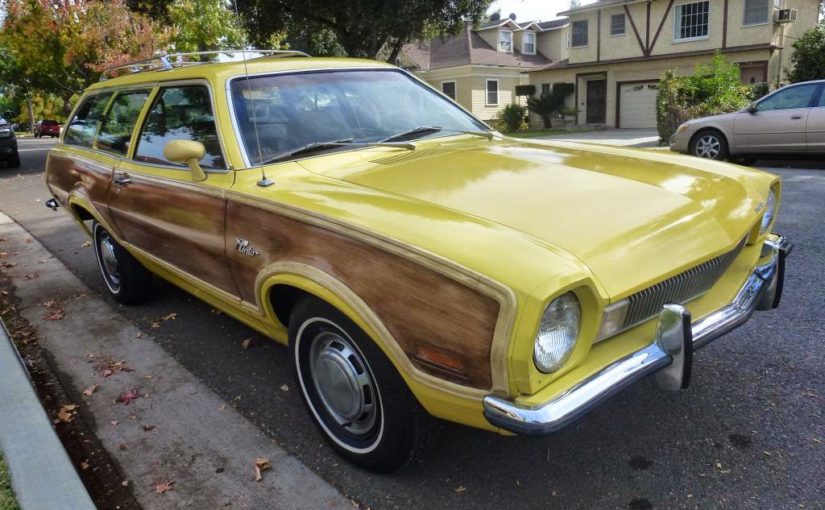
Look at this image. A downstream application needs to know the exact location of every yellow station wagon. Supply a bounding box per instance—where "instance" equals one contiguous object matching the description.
[44,51,791,472]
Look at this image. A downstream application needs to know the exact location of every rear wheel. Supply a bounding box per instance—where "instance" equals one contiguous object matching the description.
[690,129,728,160]
[93,222,152,304]
[289,297,430,472]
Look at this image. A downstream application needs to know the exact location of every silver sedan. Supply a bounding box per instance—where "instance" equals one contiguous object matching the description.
[670,79,825,161]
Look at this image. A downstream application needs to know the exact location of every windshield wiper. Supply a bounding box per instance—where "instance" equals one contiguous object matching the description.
[380,126,442,142]
[260,138,414,165]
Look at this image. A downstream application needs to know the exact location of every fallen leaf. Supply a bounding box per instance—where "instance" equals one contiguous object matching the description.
[160,312,176,322]
[715,462,723,470]
[43,309,65,321]
[81,460,90,470]
[150,321,160,328]
[241,338,252,349]
[56,404,78,423]
[154,480,175,494]
[118,443,127,451]
[82,384,99,397]
[102,369,113,377]
[1,262,16,269]
[142,425,156,432]
[110,420,119,426]
[253,457,271,481]
[116,389,141,405]
[454,485,466,494]
[24,272,39,280]
[136,331,143,338]
[81,240,92,248]
[217,404,226,411]
[121,480,129,487]
[279,384,289,392]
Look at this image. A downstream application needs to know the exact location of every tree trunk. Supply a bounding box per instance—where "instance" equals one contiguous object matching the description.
[386,39,404,64]
[541,114,551,129]
[27,96,35,135]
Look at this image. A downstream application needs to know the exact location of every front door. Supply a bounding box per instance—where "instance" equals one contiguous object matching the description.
[733,82,819,153]
[586,79,607,124]
[106,84,239,295]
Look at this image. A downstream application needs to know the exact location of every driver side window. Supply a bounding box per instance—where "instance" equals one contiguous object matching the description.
[757,84,818,111]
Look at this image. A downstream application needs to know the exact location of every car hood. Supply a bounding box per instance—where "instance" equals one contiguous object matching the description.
[300,139,770,297]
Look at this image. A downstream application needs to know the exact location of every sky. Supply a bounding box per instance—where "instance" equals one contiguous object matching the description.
[487,0,598,22]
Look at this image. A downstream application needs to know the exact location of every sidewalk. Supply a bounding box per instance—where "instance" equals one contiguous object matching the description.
[0,211,352,509]
[533,128,661,148]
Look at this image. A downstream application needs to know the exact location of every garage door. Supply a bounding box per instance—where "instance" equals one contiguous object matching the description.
[619,82,658,129]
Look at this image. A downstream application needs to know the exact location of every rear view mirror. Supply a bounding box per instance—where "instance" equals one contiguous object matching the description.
[164,140,207,182]
[747,102,758,114]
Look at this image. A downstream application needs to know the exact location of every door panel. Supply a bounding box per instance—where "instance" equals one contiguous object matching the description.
[806,95,825,152]
[586,80,606,124]
[107,163,238,295]
[733,108,809,153]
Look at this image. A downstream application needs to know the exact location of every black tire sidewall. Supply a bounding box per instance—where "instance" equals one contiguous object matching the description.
[92,222,151,304]
[289,298,426,473]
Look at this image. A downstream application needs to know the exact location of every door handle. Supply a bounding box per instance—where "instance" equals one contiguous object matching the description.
[791,115,803,119]
[113,172,132,185]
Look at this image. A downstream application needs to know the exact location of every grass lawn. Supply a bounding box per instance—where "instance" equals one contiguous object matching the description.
[503,127,592,138]
[0,453,20,510]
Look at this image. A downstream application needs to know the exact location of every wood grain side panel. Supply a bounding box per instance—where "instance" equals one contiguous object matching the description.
[107,174,238,294]
[226,201,500,389]
[45,149,118,230]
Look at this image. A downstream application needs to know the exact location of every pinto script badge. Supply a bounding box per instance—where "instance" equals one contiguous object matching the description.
[235,238,261,257]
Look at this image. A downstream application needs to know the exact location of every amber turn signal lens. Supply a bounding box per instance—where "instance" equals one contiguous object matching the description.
[414,345,466,374]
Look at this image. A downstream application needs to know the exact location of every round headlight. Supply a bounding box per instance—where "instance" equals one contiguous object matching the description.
[533,292,581,373]
[760,188,777,234]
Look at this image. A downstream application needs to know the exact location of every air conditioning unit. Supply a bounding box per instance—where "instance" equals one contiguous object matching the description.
[774,8,797,23]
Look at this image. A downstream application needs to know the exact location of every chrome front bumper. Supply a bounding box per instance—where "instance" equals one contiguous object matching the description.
[484,235,792,435]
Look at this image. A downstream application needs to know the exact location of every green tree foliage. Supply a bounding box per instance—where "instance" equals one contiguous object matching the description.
[494,103,527,132]
[167,0,247,53]
[788,21,825,83]
[656,52,753,142]
[237,0,491,61]
[0,0,169,114]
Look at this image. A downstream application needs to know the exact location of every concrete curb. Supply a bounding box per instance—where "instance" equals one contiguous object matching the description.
[0,318,96,510]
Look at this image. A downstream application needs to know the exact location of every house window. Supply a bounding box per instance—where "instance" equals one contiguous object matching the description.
[486,80,499,106]
[541,83,551,96]
[499,30,513,52]
[572,20,588,47]
[523,31,536,54]
[441,81,456,100]
[744,0,770,25]
[610,14,626,35]
[674,1,709,41]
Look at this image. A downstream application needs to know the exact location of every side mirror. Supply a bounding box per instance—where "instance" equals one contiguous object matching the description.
[747,102,758,114]
[163,140,207,182]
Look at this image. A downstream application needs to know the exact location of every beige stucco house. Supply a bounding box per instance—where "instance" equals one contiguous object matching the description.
[527,0,821,129]
[398,18,565,121]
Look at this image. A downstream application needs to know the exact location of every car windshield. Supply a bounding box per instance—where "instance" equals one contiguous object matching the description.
[230,69,489,165]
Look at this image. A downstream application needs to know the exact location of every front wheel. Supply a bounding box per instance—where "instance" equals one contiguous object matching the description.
[690,129,729,160]
[9,152,20,168]
[92,222,152,304]
[289,298,430,472]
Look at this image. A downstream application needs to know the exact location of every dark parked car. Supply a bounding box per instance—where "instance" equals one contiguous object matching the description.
[34,119,60,138]
[0,118,20,168]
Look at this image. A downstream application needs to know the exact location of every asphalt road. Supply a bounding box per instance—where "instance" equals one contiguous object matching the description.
[1,137,823,509]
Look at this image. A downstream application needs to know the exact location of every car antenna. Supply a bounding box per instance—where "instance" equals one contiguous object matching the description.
[232,2,274,187]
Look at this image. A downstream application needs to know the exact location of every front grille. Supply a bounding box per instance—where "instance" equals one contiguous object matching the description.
[622,238,746,329]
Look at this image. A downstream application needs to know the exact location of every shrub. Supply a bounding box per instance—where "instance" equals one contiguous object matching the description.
[527,92,566,128]
[789,21,825,83]
[552,82,574,96]
[656,52,752,143]
[494,103,527,132]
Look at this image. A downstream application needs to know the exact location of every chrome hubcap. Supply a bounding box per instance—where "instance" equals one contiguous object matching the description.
[309,331,377,435]
[98,233,120,289]
[695,135,721,159]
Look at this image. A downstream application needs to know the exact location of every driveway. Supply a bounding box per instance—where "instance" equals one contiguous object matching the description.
[538,128,661,148]
[1,137,823,509]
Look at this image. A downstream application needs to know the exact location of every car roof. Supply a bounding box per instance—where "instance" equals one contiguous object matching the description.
[86,57,396,92]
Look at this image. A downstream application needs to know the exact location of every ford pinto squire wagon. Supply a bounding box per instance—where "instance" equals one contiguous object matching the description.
[44,51,791,472]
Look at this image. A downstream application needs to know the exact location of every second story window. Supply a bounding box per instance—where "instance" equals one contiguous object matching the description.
[675,1,710,41]
[523,31,536,54]
[610,14,626,35]
[744,0,770,25]
[571,20,588,47]
[499,30,513,52]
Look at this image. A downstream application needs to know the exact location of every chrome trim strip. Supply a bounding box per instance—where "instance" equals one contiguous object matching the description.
[483,235,791,435]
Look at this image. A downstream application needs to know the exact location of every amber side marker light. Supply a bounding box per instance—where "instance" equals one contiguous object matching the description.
[413,345,468,382]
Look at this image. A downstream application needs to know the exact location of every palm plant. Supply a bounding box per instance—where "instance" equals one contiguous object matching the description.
[527,91,567,128]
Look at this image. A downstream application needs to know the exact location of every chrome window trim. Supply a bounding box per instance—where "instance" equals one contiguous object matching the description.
[225,67,491,169]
